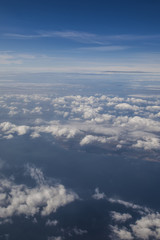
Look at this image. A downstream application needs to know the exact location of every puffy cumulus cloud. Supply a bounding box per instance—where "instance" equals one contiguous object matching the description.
[46,219,58,226]
[0,168,78,220]
[34,124,81,139]
[111,211,132,223]
[125,116,160,132]
[115,103,139,111]
[93,114,113,123]
[110,225,134,240]
[127,98,147,104]
[110,212,160,240]
[130,213,160,240]
[31,106,42,114]
[80,135,107,146]
[30,132,41,138]
[132,136,160,150]
[0,122,29,136]
[146,106,160,112]
[0,121,81,140]
[92,188,106,200]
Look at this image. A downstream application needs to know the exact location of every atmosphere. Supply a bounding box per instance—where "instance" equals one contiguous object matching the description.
[1,1,160,240]
[0,0,160,73]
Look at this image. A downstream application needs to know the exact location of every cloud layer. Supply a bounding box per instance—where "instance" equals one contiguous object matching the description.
[0,94,160,158]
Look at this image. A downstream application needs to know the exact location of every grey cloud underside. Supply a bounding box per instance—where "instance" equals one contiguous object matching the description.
[0,94,160,153]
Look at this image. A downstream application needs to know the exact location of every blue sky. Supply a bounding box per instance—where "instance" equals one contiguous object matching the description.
[0,0,160,74]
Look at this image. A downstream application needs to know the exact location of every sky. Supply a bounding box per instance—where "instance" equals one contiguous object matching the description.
[0,0,160,74]
[1,2,160,240]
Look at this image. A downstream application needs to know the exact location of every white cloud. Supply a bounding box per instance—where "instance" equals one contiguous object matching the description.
[110,212,160,240]
[111,211,132,223]
[80,135,107,146]
[0,169,78,220]
[0,122,29,136]
[108,198,151,214]
[106,193,160,240]
[30,132,41,138]
[46,219,58,227]
[110,225,134,240]
[132,136,160,150]
[92,188,106,200]
[35,124,81,139]
[31,107,42,114]
[115,103,139,111]
[146,106,160,112]
[130,213,160,240]
[127,98,147,104]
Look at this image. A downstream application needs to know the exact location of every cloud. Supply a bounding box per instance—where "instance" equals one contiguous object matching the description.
[31,107,42,114]
[110,225,134,240]
[4,31,160,45]
[34,124,81,139]
[46,219,58,227]
[130,213,160,240]
[72,227,88,235]
[93,188,160,240]
[27,166,45,185]
[80,135,107,146]
[92,188,151,214]
[0,168,78,220]
[0,54,22,65]
[110,211,160,240]
[0,122,29,136]
[1,94,160,152]
[115,103,139,111]
[78,45,129,52]
[4,31,106,45]
[92,188,106,200]
[111,211,132,223]
[132,136,160,150]
[108,197,151,214]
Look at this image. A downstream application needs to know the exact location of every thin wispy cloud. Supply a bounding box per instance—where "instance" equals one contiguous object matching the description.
[4,31,106,45]
[77,45,130,51]
[3,31,160,45]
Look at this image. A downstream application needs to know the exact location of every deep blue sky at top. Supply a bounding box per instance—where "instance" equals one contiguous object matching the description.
[1,0,160,34]
[0,0,160,73]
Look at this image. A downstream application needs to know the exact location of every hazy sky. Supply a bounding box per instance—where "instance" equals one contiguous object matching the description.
[0,0,160,73]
